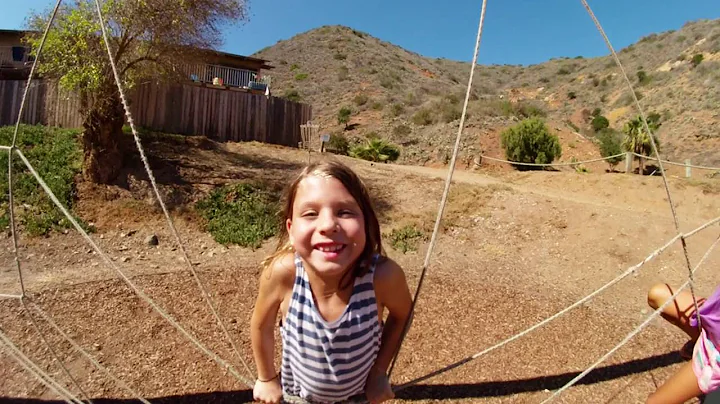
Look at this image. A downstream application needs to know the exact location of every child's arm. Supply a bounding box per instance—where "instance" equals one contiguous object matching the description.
[366,258,412,403]
[250,254,294,402]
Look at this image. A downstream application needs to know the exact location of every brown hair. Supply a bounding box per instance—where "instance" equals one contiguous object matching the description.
[262,161,383,284]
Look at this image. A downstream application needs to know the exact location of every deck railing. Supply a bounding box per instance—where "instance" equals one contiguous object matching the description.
[183,63,271,89]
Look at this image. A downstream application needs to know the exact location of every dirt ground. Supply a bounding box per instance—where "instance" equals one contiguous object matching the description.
[1,135,720,403]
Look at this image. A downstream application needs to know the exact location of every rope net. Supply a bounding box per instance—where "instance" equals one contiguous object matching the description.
[0,0,718,403]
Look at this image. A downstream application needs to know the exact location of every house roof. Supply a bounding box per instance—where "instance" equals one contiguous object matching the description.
[200,48,274,70]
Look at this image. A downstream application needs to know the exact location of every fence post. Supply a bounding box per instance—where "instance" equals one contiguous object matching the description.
[685,159,692,178]
[625,152,633,174]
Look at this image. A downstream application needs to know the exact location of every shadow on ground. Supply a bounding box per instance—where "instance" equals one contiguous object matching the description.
[4,351,716,403]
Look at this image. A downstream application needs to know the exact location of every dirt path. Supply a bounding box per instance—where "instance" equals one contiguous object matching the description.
[1,139,719,404]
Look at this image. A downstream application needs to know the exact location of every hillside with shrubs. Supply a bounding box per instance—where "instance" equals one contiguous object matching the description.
[254,19,720,168]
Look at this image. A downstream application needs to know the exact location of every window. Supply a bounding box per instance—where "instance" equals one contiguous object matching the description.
[11,46,26,62]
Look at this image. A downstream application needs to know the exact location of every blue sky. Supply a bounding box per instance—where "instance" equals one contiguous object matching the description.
[2,0,720,66]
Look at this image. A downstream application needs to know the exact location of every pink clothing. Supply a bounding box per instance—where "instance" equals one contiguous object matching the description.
[692,328,720,393]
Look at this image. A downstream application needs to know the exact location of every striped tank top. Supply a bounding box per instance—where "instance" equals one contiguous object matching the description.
[280,253,383,403]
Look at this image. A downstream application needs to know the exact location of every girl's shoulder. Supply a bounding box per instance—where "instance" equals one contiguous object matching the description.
[261,252,296,291]
[372,256,407,290]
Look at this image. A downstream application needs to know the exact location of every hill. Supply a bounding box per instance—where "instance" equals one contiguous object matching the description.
[253,19,720,168]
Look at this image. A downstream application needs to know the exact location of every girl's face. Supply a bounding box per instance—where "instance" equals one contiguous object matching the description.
[287,174,367,279]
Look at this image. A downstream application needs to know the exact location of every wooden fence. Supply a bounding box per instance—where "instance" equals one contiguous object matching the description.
[0,80,312,148]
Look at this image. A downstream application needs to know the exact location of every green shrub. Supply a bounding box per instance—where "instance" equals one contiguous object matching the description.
[500,118,562,168]
[691,53,704,68]
[195,183,279,248]
[353,94,369,106]
[283,89,301,102]
[567,91,577,100]
[387,224,426,253]
[0,125,86,236]
[597,128,624,170]
[289,63,300,71]
[349,138,400,163]
[637,70,650,85]
[338,107,352,128]
[326,133,349,155]
[294,73,308,81]
[591,115,610,132]
[371,101,383,110]
[412,109,434,126]
[333,53,347,60]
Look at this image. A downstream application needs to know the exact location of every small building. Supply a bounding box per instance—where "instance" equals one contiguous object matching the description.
[0,28,274,93]
[0,29,33,80]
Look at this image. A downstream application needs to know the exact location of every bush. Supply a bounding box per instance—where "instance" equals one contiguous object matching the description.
[567,91,577,100]
[333,53,347,60]
[294,73,308,81]
[353,94,368,106]
[337,66,349,81]
[338,107,352,128]
[691,53,704,68]
[387,224,426,253]
[326,133,349,155]
[0,125,87,237]
[283,89,301,102]
[349,138,400,163]
[597,128,624,170]
[195,183,279,248]
[591,115,610,132]
[500,118,562,168]
[412,109,434,126]
[637,70,650,85]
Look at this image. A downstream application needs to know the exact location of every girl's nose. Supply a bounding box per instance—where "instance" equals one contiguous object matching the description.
[318,211,338,233]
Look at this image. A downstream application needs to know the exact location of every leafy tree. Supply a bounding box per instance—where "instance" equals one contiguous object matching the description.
[337,107,352,129]
[349,138,400,163]
[26,0,248,184]
[591,115,610,132]
[500,118,562,169]
[621,114,662,175]
[597,128,623,171]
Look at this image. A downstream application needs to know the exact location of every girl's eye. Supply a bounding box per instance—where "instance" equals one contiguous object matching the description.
[301,211,317,217]
[339,210,355,217]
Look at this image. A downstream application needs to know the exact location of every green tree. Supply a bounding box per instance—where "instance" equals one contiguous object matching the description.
[349,138,400,163]
[597,128,623,171]
[337,107,352,129]
[500,118,562,169]
[26,0,247,184]
[691,53,704,68]
[591,115,610,132]
[621,114,661,175]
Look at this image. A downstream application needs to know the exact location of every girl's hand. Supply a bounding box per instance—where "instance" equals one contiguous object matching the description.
[253,378,283,404]
[365,369,394,404]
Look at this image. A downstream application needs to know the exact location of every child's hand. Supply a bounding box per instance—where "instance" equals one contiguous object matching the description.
[365,369,394,404]
[253,378,282,403]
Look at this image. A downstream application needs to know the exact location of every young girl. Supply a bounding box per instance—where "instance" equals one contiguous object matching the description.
[646,282,720,403]
[250,161,412,404]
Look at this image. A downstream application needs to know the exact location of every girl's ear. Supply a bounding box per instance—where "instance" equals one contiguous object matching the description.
[286,219,294,245]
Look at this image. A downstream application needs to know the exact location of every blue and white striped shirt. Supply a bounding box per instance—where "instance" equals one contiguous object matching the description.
[280,254,382,403]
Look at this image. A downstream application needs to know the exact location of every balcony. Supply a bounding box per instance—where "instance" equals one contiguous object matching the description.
[183,63,271,91]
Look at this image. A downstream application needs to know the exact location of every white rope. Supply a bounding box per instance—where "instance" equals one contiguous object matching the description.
[0,341,74,404]
[0,328,82,404]
[387,0,489,378]
[633,153,720,171]
[0,293,23,299]
[541,231,720,403]
[394,213,720,391]
[13,147,253,389]
[19,298,93,403]
[479,153,625,167]
[24,298,151,404]
[579,0,703,332]
[91,0,254,380]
